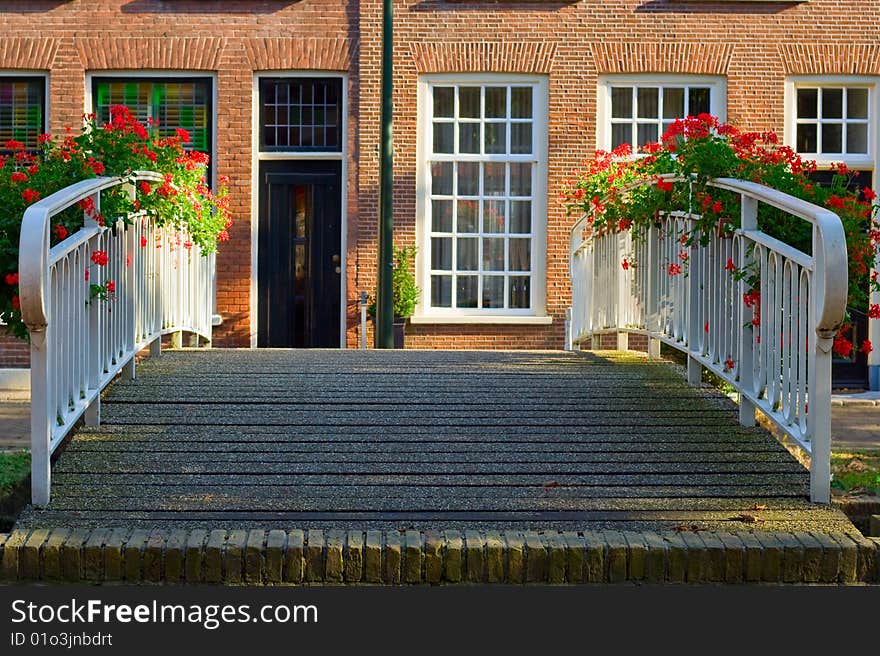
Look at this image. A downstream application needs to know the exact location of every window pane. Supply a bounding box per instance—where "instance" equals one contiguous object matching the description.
[456,276,478,308]
[797,89,818,119]
[688,88,711,116]
[459,122,480,154]
[431,161,453,195]
[433,87,454,118]
[457,199,478,232]
[821,123,843,153]
[611,124,631,149]
[458,162,480,196]
[457,238,478,271]
[509,238,531,272]
[847,123,868,154]
[796,123,817,152]
[482,276,504,309]
[433,122,453,154]
[483,238,505,271]
[511,87,532,118]
[484,162,506,196]
[611,87,633,118]
[510,201,531,233]
[459,87,481,118]
[637,88,659,119]
[484,200,505,233]
[637,123,659,147]
[432,200,453,232]
[431,237,452,270]
[822,88,843,119]
[848,88,869,119]
[485,122,506,154]
[485,87,506,118]
[509,276,530,308]
[431,275,452,307]
[510,163,531,196]
[511,123,532,154]
[663,88,684,119]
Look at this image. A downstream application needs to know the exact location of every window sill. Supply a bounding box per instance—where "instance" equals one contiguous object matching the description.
[409,315,553,325]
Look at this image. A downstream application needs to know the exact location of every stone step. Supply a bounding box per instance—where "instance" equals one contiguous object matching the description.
[2,527,876,584]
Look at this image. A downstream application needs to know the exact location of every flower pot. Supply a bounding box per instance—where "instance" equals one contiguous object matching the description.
[393,317,406,349]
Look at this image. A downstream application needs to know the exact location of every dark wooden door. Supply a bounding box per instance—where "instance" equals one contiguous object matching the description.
[258,160,341,347]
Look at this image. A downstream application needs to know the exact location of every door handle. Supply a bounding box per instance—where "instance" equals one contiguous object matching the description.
[332,254,341,274]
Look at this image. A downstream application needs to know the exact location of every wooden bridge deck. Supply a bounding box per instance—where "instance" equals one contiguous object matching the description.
[16,349,853,532]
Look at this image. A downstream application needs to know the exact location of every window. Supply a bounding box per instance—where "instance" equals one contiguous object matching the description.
[418,76,548,317]
[788,80,875,167]
[599,76,726,151]
[0,76,46,150]
[259,78,342,152]
[92,77,213,157]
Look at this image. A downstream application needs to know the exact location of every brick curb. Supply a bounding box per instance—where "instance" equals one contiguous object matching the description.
[2,528,878,584]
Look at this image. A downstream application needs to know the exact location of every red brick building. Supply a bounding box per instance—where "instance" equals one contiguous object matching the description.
[1,1,878,381]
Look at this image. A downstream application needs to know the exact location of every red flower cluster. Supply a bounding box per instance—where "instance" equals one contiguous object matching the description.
[4,272,18,286]
[90,250,109,266]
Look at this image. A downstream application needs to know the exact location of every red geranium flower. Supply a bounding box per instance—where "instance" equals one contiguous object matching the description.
[54,224,68,240]
[861,340,873,356]
[11,295,20,309]
[105,279,116,293]
[9,171,28,183]
[21,188,40,204]
[91,250,109,266]
[5,272,18,286]
[725,258,736,271]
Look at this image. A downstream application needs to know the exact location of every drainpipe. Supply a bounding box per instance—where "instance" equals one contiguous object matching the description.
[375,0,395,348]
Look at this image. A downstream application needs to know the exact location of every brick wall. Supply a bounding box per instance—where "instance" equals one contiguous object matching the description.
[0,0,878,362]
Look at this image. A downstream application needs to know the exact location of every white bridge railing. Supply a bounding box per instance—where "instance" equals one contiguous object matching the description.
[569,176,848,503]
[19,173,215,506]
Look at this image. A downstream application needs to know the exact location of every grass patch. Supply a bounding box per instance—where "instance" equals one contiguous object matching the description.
[0,450,30,531]
[831,450,880,496]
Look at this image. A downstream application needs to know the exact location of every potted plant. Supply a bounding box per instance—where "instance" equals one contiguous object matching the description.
[368,245,420,348]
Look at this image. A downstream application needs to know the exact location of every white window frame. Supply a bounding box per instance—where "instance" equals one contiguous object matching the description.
[785,75,879,172]
[414,73,550,324]
[597,74,727,152]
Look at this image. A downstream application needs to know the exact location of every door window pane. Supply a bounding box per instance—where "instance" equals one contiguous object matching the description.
[483,238,505,271]
[432,275,452,307]
[257,78,339,152]
[458,162,480,196]
[511,87,532,118]
[484,200,506,233]
[457,238,478,271]
[433,122,453,154]
[485,122,506,154]
[459,87,481,118]
[511,123,532,154]
[485,87,507,118]
[431,237,452,270]
[457,200,479,232]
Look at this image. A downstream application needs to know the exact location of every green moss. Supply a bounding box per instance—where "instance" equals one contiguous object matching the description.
[0,450,29,497]
[831,450,880,496]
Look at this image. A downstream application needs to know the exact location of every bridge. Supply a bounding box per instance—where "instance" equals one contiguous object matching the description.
[2,172,878,585]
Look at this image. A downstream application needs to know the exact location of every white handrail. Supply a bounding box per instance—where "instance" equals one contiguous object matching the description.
[569,176,848,503]
[19,172,215,506]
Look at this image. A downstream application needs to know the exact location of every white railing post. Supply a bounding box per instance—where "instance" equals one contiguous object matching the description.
[737,195,758,427]
[122,183,137,381]
[84,192,102,427]
[686,220,702,385]
[616,230,628,351]
[29,329,52,506]
[564,307,573,351]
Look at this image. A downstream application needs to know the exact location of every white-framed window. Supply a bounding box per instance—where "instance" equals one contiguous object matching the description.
[786,76,878,171]
[597,75,727,151]
[415,74,548,321]
[0,73,47,150]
